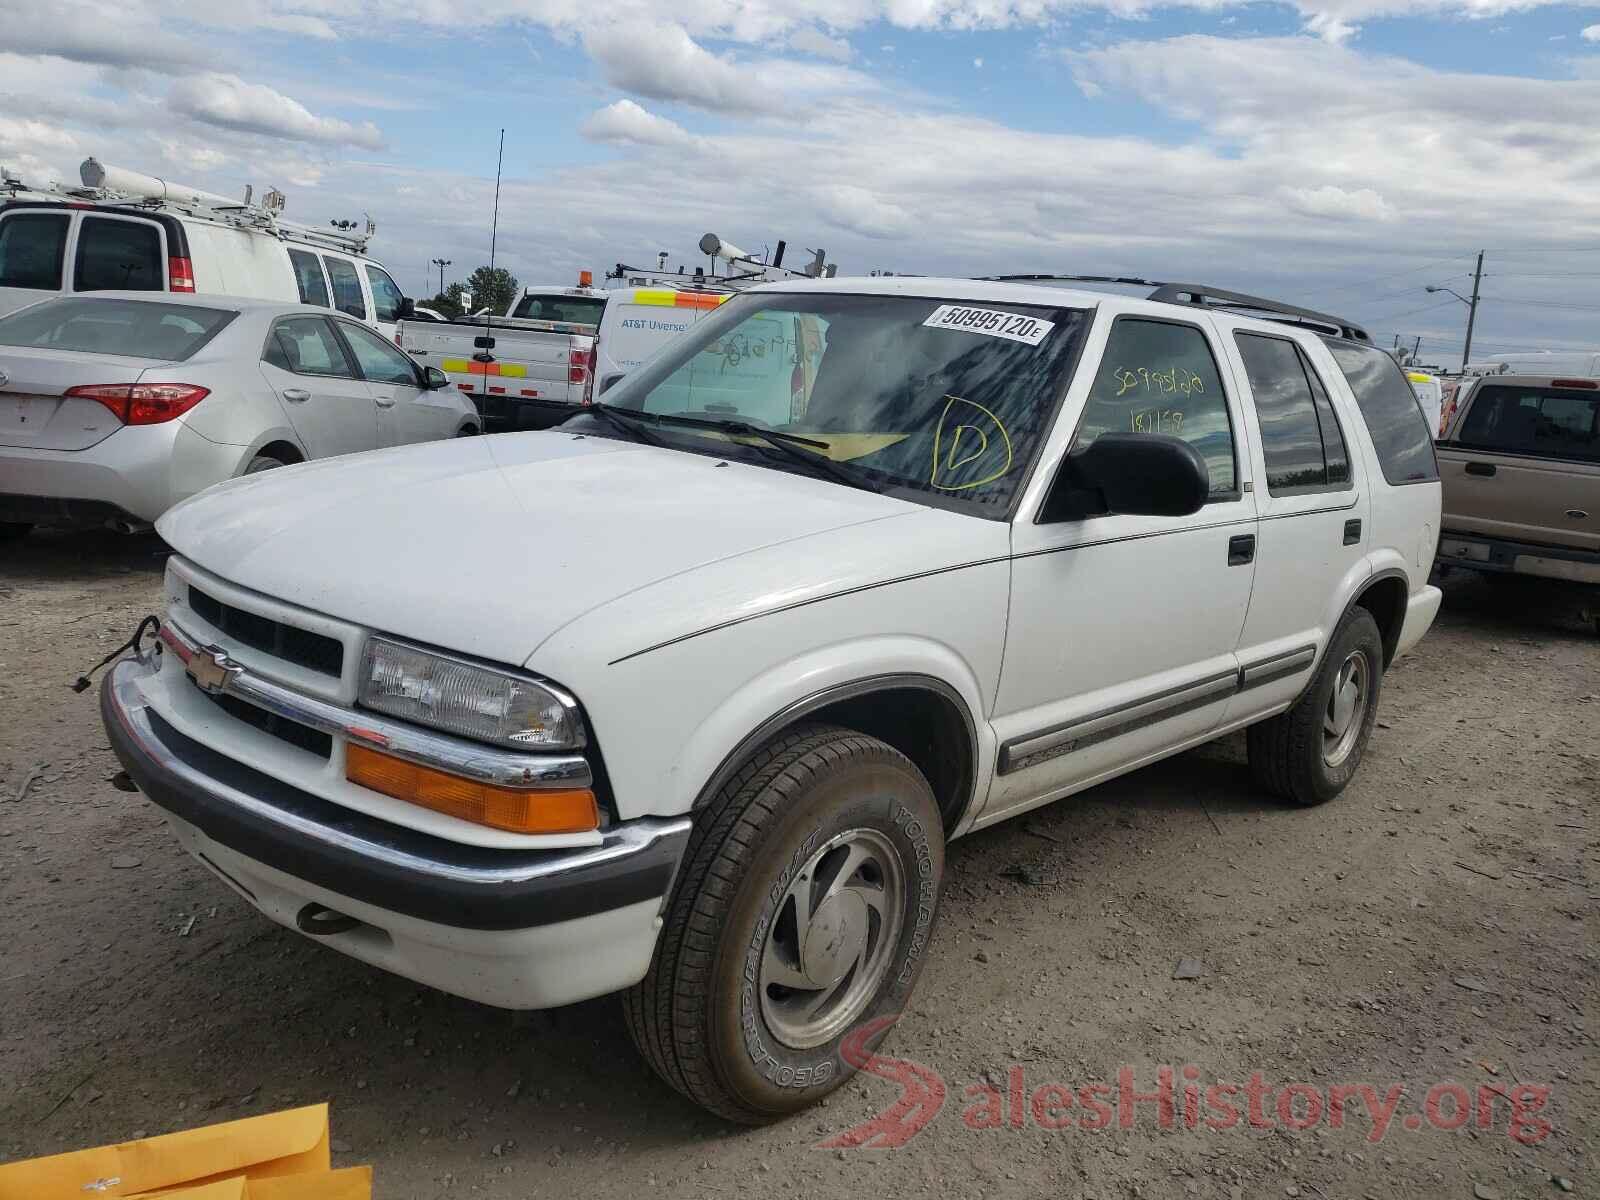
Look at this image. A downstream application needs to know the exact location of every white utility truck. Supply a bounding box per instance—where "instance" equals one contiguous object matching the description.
[401,237,836,430]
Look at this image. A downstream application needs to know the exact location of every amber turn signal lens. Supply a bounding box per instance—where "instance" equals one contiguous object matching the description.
[345,743,598,834]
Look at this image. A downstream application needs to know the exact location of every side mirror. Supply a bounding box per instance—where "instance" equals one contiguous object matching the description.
[423,366,451,390]
[599,372,625,395]
[396,297,416,321]
[1042,433,1209,522]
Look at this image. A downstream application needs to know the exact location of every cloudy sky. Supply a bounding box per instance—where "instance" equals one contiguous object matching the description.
[2,0,1597,367]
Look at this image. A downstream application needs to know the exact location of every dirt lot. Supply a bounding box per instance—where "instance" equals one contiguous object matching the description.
[1,530,1594,1199]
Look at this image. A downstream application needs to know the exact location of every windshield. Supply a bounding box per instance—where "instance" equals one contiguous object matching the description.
[0,297,237,360]
[601,292,1090,512]
[512,293,606,325]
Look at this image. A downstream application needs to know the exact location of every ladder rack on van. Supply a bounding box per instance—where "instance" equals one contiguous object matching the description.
[2,161,375,256]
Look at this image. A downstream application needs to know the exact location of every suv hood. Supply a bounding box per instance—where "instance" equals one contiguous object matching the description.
[157,432,923,664]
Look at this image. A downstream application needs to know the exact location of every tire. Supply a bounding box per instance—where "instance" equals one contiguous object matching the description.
[244,454,288,474]
[0,522,31,541]
[457,424,479,437]
[1248,607,1384,806]
[624,723,944,1124]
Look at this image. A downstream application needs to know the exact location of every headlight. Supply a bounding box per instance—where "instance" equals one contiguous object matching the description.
[358,637,585,751]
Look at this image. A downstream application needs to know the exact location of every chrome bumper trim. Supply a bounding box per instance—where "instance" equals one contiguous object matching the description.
[159,619,591,790]
[108,657,690,894]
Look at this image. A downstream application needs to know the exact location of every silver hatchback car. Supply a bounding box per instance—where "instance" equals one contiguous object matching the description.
[0,293,480,537]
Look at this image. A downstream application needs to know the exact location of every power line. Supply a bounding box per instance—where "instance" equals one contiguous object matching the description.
[1478,297,1600,312]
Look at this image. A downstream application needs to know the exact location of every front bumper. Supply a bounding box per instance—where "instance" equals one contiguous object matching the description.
[103,655,692,1007]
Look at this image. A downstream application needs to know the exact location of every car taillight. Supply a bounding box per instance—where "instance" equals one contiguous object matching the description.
[570,345,592,387]
[65,383,210,425]
[168,256,196,292]
[1550,378,1597,390]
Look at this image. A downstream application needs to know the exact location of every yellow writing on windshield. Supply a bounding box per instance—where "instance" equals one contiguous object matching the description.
[930,395,1014,491]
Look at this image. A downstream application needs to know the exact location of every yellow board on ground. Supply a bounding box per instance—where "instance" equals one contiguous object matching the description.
[0,1105,370,1200]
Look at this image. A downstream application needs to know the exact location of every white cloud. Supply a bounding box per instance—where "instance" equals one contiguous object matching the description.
[790,27,855,61]
[584,21,875,114]
[580,99,693,147]
[812,183,913,239]
[973,56,984,67]
[1582,23,1600,41]
[167,73,385,150]
[1278,184,1394,221]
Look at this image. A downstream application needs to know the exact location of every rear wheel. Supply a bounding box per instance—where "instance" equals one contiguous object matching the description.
[0,522,31,541]
[244,454,288,474]
[1248,608,1384,806]
[624,724,944,1123]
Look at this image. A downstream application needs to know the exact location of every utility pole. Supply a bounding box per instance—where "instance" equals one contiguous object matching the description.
[431,257,452,295]
[1461,251,1484,372]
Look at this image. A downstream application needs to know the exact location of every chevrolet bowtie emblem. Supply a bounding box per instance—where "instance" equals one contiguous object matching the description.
[186,645,241,695]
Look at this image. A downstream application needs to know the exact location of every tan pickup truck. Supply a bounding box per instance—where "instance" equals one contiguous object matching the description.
[1436,374,1599,612]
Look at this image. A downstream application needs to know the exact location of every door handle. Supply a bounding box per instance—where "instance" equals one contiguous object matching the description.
[1227,534,1256,565]
[1464,461,1496,477]
[1343,518,1362,545]
[374,396,396,408]
[282,388,310,403]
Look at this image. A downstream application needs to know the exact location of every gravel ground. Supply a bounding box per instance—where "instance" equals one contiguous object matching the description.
[1,530,1594,1199]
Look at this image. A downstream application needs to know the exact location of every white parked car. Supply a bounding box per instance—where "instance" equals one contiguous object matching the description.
[0,159,414,339]
[102,276,1441,1122]
[0,293,478,535]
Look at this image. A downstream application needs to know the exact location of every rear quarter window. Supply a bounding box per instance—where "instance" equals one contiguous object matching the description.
[1322,339,1439,484]
[0,212,70,290]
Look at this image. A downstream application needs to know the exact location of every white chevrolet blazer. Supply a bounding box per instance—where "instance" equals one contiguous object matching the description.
[102,276,1442,1123]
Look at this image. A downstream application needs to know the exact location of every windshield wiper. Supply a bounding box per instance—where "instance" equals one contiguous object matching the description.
[579,403,668,446]
[642,412,879,493]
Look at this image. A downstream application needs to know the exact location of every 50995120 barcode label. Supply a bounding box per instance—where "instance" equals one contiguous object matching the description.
[922,304,1054,345]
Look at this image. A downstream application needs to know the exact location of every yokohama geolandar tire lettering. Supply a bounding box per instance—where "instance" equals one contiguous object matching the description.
[622,723,945,1123]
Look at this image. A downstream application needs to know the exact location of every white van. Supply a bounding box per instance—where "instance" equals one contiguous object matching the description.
[594,284,733,391]
[0,159,412,339]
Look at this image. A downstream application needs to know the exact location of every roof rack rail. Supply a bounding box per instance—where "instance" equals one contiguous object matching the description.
[1146,283,1370,343]
[978,274,1370,344]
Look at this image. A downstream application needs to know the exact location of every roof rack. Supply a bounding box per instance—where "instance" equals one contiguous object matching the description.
[4,159,376,256]
[979,274,1371,344]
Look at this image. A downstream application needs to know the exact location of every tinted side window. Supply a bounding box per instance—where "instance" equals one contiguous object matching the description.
[0,213,70,289]
[1323,339,1439,483]
[75,218,163,292]
[1457,385,1600,464]
[264,317,355,378]
[288,249,330,307]
[365,266,404,323]
[323,257,367,320]
[1302,355,1351,485]
[340,321,418,385]
[1074,319,1236,497]
[1236,333,1352,495]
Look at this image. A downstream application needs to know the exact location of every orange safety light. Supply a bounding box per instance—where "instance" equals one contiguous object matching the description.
[578,269,593,288]
[346,744,599,834]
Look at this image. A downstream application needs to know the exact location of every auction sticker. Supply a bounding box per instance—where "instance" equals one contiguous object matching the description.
[922,304,1054,346]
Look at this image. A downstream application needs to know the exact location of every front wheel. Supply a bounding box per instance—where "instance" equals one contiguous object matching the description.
[624,724,944,1123]
[243,454,288,474]
[1248,607,1384,806]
